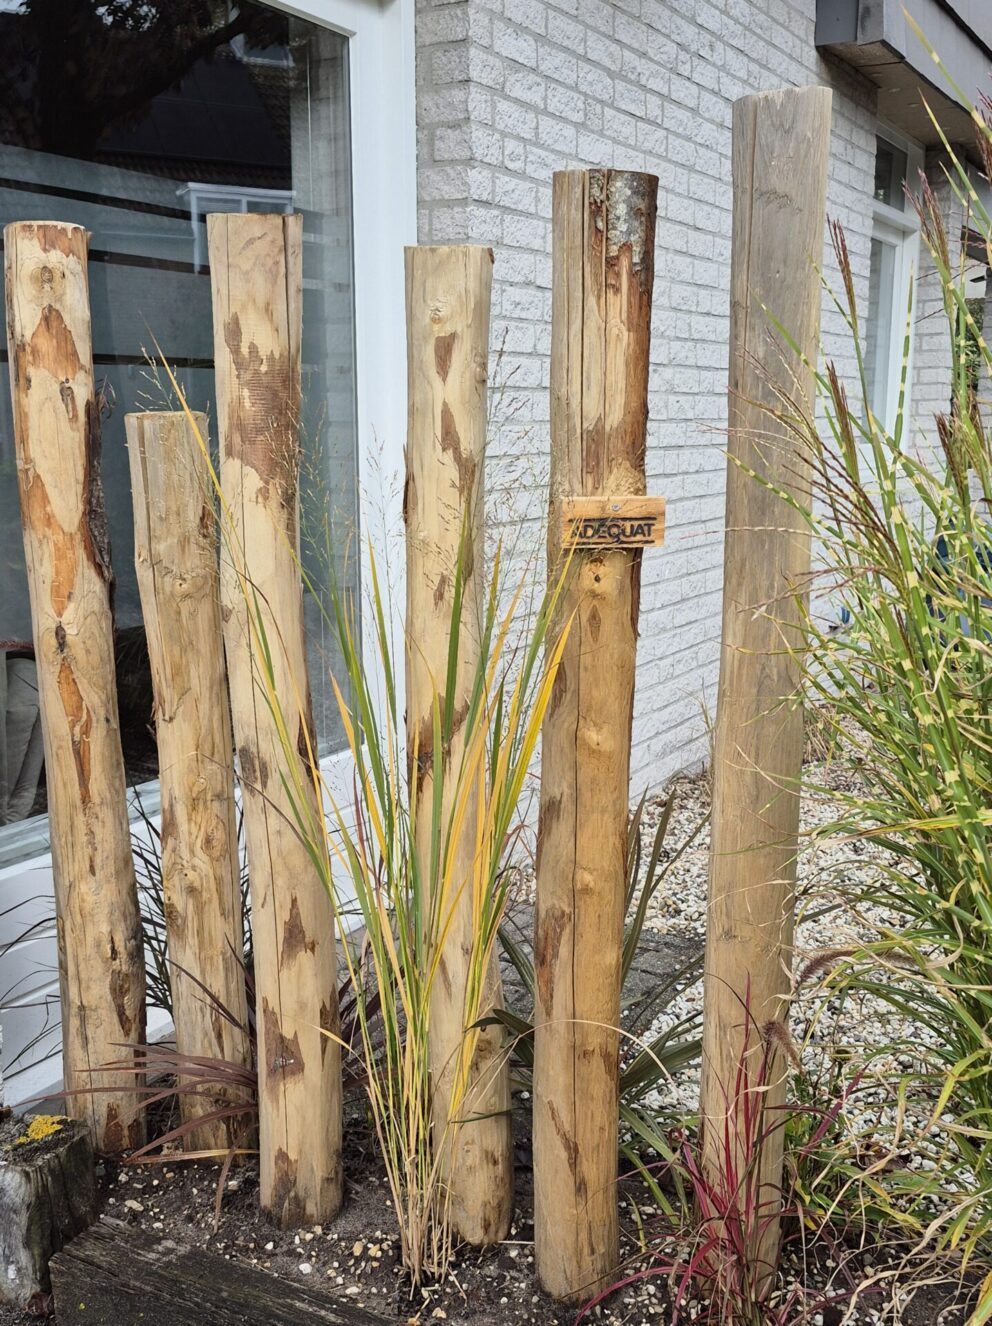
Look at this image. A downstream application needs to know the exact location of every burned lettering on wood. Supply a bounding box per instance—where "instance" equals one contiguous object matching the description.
[560,496,666,549]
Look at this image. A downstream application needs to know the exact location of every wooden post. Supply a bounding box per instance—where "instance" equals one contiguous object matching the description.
[126,410,252,1152]
[699,87,832,1283]
[4,221,145,1153]
[404,244,512,1246]
[208,213,342,1225]
[533,170,658,1303]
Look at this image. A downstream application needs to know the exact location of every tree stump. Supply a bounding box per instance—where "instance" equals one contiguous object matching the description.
[0,1112,97,1307]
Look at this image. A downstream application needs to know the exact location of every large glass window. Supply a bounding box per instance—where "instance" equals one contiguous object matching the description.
[0,0,359,829]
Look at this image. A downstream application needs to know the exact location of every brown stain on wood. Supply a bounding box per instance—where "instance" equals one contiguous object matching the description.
[56,659,92,807]
[28,304,83,380]
[319,1001,337,1062]
[262,1001,304,1083]
[222,311,297,512]
[410,696,469,787]
[440,401,477,499]
[547,1099,579,1176]
[34,223,80,257]
[109,968,134,1040]
[434,331,456,382]
[238,744,267,793]
[548,658,568,718]
[101,1104,125,1155]
[535,906,567,1011]
[281,895,316,965]
[296,716,315,766]
[270,1148,300,1226]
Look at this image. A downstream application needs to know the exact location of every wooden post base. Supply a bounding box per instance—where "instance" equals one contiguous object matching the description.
[0,1112,97,1307]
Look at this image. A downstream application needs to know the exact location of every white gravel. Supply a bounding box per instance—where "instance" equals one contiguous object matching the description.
[622,758,976,1323]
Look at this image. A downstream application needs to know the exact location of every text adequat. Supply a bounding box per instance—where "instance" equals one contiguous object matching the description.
[560,496,666,549]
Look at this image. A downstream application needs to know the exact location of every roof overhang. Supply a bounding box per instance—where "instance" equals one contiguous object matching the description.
[816,0,992,156]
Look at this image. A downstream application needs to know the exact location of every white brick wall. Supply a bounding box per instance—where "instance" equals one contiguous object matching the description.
[415,0,949,792]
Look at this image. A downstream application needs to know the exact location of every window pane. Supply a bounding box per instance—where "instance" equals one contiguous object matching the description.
[866,235,898,427]
[0,2,359,827]
[874,136,909,211]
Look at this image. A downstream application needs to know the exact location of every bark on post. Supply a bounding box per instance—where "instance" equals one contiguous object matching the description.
[126,410,252,1152]
[533,170,658,1303]
[699,87,832,1283]
[208,213,342,1225]
[4,221,145,1153]
[404,244,512,1246]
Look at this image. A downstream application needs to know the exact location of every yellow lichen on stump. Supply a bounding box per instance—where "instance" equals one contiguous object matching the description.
[13,1116,68,1146]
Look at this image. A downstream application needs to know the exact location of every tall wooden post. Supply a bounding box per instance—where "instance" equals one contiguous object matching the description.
[404,245,513,1246]
[699,87,832,1282]
[126,410,252,1152]
[4,221,145,1153]
[533,170,658,1303]
[208,213,342,1225]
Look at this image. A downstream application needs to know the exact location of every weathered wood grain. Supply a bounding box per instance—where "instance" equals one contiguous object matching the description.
[404,244,512,1246]
[533,169,658,1303]
[4,220,145,1153]
[698,86,832,1283]
[207,213,341,1226]
[50,1221,391,1324]
[126,410,252,1152]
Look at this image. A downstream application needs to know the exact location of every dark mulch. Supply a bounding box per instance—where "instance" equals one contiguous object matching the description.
[0,1102,978,1326]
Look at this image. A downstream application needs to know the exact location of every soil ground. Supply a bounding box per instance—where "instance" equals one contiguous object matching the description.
[0,1099,974,1326]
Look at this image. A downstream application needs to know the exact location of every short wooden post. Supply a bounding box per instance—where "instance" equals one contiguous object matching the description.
[126,410,252,1152]
[404,244,512,1246]
[533,170,658,1303]
[699,86,832,1282]
[4,221,145,1153]
[0,1112,97,1308]
[208,213,342,1225]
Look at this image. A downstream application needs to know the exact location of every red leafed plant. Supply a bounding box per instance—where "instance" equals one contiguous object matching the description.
[578,1011,858,1326]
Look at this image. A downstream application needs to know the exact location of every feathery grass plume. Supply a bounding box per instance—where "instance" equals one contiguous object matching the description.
[155,367,569,1285]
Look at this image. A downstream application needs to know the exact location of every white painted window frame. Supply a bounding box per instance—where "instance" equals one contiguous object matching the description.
[869,124,923,436]
[0,0,416,1105]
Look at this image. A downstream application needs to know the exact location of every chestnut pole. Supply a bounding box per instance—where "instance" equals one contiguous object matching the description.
[208,213,342,1225]
[126,410,252,1153]
[404,244,513,1245]
[699,86,832,1283]
[4,220,145,1153]
[533,169,658,1303]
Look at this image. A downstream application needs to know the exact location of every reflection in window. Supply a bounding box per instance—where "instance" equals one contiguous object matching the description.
[865,234,898,426]
[0,1,359,826]
[874,135,909,211]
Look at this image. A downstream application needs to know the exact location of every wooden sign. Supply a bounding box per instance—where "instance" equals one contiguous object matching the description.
[561,496,665,549]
